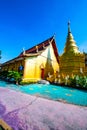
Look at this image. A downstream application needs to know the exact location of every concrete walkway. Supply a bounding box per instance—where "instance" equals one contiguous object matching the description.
[0,87,87,130]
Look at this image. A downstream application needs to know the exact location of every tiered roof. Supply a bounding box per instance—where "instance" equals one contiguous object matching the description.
[2,36,59,65]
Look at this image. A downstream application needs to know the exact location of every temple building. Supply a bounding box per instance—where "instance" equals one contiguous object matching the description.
[1,36,59,82]
[59,22,86,76]
[1,22,87,83]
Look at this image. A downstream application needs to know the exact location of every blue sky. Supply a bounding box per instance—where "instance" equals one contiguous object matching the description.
[0,0,87,63]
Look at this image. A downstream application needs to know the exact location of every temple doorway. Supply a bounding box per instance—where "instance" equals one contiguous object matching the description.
[41,68,44,79]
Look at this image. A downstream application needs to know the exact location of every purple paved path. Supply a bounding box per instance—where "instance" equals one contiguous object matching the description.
[0,87,87,130]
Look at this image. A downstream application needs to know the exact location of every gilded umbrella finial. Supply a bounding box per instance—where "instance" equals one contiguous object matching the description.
[68,20,71,33]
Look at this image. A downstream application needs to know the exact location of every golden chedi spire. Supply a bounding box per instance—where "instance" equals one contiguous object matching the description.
[64,21,80,54]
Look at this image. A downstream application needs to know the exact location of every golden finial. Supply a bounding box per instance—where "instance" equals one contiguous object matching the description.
[68,20,70,26]
[68,20,71,33]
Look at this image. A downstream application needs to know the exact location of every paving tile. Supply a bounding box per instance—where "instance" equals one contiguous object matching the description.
[0,87,87,130]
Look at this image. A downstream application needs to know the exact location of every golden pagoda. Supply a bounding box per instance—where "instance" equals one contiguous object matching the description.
[59,21,85,76]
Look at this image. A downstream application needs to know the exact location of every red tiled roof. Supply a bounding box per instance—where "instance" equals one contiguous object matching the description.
[18,36,59,63]
[2,36,59,65]
[19,37,52,56]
